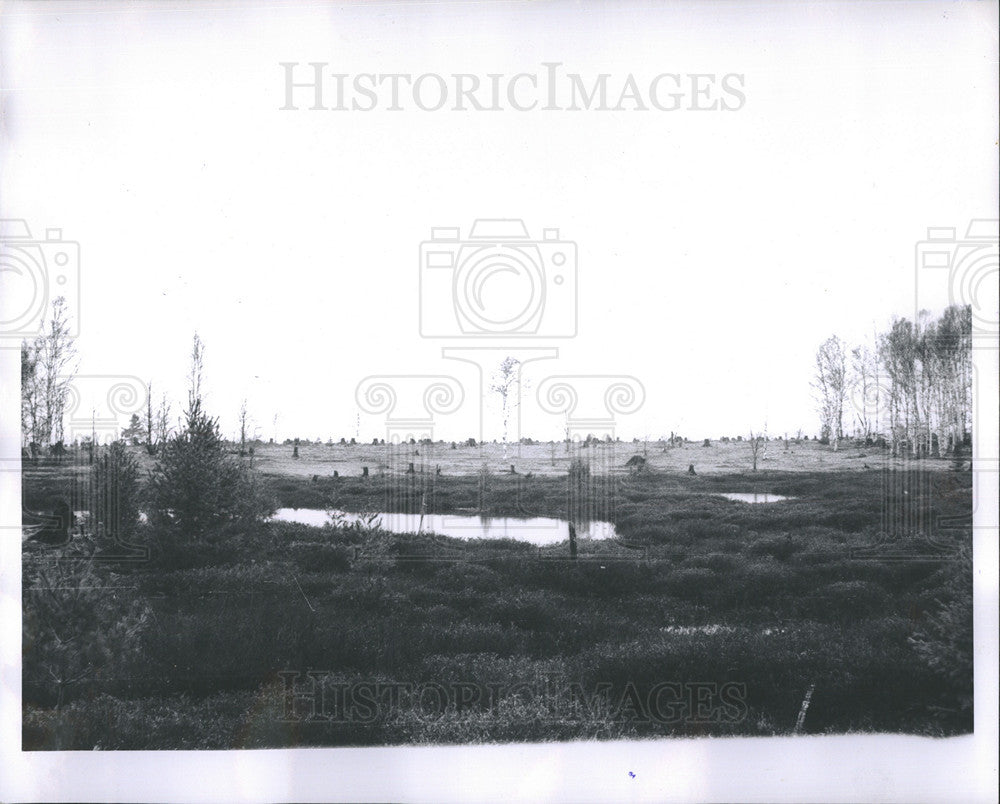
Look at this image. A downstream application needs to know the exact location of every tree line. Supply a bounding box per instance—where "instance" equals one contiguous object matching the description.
[22,321,273,564]
[20,298,76,458]
[814,304,972,457]
[22,298,974,466]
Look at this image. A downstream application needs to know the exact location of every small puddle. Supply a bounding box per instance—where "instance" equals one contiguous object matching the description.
[716,492,794,504]
[660,624,735,636]
[660,624,787,637]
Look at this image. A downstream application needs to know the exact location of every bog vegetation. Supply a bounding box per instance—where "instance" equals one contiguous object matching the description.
[21,314,975,749]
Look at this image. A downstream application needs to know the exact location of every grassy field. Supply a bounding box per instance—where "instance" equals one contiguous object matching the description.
[246,437,925,479]
[21,439,973,748]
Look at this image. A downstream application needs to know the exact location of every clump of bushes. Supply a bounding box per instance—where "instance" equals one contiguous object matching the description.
[289,542,353,574]
[21,457,974,746]
[747,534,798,562]
[665,567,717,600]
[908,544,973,721]
[803,580,892,622]
[23,535,152,716]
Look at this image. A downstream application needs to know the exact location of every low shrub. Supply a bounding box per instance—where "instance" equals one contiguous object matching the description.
[802,580,892,622]
[289,542,352,574]
[747,534,799,562]
[665,567,717,601]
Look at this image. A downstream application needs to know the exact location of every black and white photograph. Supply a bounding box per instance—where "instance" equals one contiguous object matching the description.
[1,1,997,801]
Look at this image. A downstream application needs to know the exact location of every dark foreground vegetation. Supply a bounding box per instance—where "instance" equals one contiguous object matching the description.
[23,455,973,749]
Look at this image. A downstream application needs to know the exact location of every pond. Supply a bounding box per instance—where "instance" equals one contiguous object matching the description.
[272,508,618,546]
[716,492,794,504]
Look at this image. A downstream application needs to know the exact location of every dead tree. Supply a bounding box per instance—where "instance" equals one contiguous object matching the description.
[748,430,766,472]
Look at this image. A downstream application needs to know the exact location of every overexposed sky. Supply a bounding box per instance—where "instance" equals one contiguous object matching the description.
[1,1,997,442]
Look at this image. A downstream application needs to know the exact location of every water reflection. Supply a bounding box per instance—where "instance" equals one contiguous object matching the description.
[272,508,617,546]
[716,492,794,504]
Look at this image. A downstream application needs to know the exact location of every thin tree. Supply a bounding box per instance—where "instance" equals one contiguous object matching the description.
[490,357,522,461]
[935,305,972,454]
[813,335,847,451]
[20,341,42,456]
[748,428,766,472]
[38,298,77,448]
[145,381,155,454]
[238,399,249,457]
[20,298,77,453]
[850,343,876,440]
[880,318,918,455]
[188,332,205,410]
[154,392,172,450]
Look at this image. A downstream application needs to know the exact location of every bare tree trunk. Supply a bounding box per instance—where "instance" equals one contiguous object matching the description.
[146,381,154,451]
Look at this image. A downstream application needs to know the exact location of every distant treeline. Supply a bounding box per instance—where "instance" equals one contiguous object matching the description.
[815,305,972,456]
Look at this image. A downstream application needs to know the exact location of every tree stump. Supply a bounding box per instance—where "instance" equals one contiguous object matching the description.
[688,464,697,476]
[362,466,369,478]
